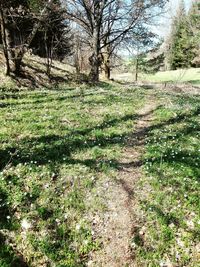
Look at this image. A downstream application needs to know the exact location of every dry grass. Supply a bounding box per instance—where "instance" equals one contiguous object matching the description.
[0,50,88,89]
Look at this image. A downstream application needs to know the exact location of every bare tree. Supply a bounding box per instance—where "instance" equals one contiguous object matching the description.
[65,0,168,82]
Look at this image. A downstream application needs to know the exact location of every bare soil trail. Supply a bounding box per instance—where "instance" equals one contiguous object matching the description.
[88,97,158,267]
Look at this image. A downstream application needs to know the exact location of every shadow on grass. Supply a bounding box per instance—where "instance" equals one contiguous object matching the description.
[0,105,199,173]
[0,234,28,267]
[0,132,129,171]
[6,63,73,89]
[187,80,200,85]
[0,187,29,266]
[144,202,180,226]
[0,189,12,229]
[0,84,114,109]
[148,106,200,133]
[0,107,157,171]
[145,106,200,180]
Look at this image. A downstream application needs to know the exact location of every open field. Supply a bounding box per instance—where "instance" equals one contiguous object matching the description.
[142,68,200,85]
[0,82,199,266]
[112,68,200,86]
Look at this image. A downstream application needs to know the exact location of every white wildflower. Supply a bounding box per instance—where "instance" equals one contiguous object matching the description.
[186,220,194,229]
[21,218,32,230]
[44,183,49,189]
[55,218,61,225]
[87,260,93,266]
[76,224,81,231]
[83,240,88,245]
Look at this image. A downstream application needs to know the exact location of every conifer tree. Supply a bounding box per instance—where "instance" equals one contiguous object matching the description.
[188,0,200,66]
[169,0,195,70]
[0,0,71,76]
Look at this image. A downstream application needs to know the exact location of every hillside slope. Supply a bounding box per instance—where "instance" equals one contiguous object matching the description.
[0,50,76,89]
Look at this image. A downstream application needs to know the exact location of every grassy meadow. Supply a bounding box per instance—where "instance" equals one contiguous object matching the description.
[112,68,200,86]
[0,81,199,266]
[0,84,145,266]
[142,68,200,85]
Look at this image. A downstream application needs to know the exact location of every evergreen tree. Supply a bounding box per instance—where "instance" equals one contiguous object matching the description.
[145,52,165,73]
[188,0,200,66]
[31,1,72,61]
[0,0,72,75]
[169,0,195,70]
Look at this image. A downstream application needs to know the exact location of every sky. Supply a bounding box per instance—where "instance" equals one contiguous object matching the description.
[120,0,193,57]
[169,0,192,11]
[157,0,193,38]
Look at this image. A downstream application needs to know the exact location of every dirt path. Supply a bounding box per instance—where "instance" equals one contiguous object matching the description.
[88,99,158,267]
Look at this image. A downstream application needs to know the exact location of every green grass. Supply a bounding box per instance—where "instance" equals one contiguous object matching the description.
[0,83,146,266]
[134,92,200,266]
[0,82,199,266]
[141,68,200,85]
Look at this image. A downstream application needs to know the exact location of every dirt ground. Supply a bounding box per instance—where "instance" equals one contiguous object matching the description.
[87,97,158,267]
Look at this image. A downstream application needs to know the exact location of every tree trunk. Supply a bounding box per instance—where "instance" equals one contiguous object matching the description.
[15,0,54,76]
[104,59,111,80]
[13,56,23,75]
[3,15,16,74]
[89,28,101,82]
[89,53,100,82]
[75,49,80,74]
[102,44,111,80]
[74,36,81,74]
[135,57,138,82]
[1,8,23,75]
[44,31,53,79]
[0,6,10,76]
